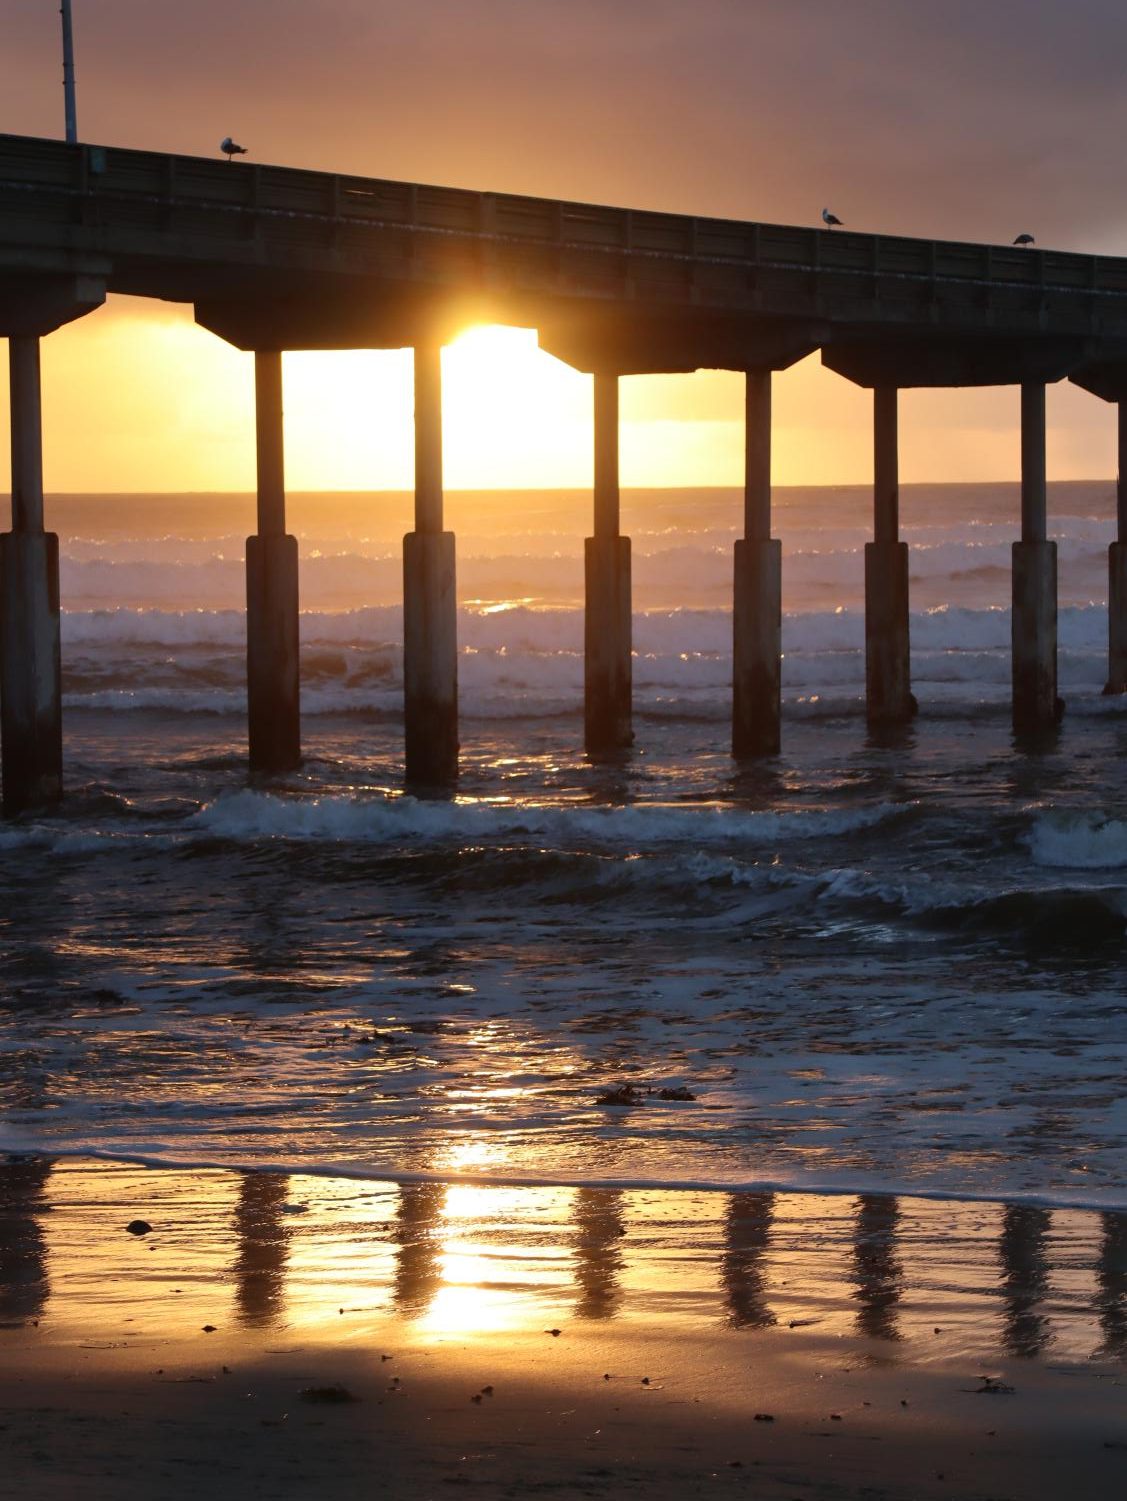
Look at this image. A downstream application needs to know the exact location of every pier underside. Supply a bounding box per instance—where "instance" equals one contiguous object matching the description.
[5,133,1127,802]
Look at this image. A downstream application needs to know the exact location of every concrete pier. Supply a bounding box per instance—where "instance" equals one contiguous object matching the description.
[732,369,782,756]
[1012,382,1060,731]
[585,373,633,754]
[403,341,458,784]
[246,351,300,774]
[1,336,62,815]
[865,386,914,725]
[1105,402,1127,693]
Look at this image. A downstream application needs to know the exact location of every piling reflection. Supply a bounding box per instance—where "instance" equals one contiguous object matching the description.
[998,1204,1052,1358]
[573,1188,625,1319]
[232,1172,291,1327]
[851,1194,903,1342]
[0,1158,51,1323]
[721,1192,775,1329]
[393,1181,446,1316]
[1095,1212,1127,1358]
[6,1160,1127,1367]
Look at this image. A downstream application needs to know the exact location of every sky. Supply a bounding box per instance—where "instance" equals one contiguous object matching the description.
[2,0,1126,492]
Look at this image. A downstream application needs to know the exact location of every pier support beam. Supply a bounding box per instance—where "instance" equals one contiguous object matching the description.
[732,370,781,756]
[585,373,632,754]
[1,337,62,815]
[865,386,914,725]
[1012,382,1060,732]
[404,341,458,785]
[246,351,301,774]
[1105,402,1127,694]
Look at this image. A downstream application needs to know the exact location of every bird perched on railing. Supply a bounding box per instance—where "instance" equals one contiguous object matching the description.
[1013,232,1035,247]
[220,137,248,162]
[822,207,843,229]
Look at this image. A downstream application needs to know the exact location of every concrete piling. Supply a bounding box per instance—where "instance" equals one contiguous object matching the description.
[732,369,782,756]
[403,341,458,784]
[585,373,633,753]
[1105,402,1127,694]
[1,336,62,815]
[246,351,301,774]
[865,385,914,724]
[1012,382,1060,731]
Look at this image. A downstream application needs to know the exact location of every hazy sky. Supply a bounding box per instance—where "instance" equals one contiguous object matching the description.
[2,0,1125,491]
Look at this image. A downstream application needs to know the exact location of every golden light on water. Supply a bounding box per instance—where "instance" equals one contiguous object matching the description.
[2,1160,1123,1369]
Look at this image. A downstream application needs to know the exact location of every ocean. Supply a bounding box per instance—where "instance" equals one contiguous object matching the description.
[2,481,1126,1212]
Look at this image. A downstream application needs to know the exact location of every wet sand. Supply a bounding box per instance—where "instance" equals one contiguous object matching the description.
[2,1158,1126,1499]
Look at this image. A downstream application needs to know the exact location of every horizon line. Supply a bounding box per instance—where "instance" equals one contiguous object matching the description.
[1,477,1118,500]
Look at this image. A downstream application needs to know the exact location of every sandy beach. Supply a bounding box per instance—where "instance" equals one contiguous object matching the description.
[2,1158,1125,1499]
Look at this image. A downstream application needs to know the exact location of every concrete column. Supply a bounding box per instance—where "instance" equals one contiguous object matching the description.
[865,385,913,724]
[404,342,458,784]
[1105,401,1127,693]
[585,372,632,753]
[1013,382,1060,731]
[246,351,300,774]
[1,336,62,815]
[732,369,781,756]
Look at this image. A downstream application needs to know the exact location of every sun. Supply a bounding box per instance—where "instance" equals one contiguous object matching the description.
[440,325,593,489]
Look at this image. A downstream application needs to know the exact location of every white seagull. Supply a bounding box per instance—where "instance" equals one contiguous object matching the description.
[822,207,843,229]
[220,137,248,161]
[1012,232,1035,247]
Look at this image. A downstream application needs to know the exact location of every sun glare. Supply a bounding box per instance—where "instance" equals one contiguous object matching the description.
[0,296,1115,495]
[440,325,593,489]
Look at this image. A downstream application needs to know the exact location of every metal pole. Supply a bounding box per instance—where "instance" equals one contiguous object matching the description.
[1020,382,1047,543]
[873,385,899,543]
[593,373,620,539]
[61,0,77,145]
[743,369,771,541]
[413,342,444,534]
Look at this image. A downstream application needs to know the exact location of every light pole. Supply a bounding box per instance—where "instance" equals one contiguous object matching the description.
[61,0,77,144]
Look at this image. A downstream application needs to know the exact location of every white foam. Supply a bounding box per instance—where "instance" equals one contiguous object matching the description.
[4,1141,1124,1214]
[191,788,905,846]
[1026,810,1127,869]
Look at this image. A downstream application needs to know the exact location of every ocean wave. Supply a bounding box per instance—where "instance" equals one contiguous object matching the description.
[807,862,1127,941]
[189,788,906,847]
[58,600,1114,652]
[1026,811,1127,869]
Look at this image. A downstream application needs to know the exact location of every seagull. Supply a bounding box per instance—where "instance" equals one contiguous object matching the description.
[1013,232,1035,247]
[822,207,843,229]
[220,137,248,161]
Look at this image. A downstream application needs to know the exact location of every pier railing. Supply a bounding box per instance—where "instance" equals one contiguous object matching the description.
[4,134,1127,335]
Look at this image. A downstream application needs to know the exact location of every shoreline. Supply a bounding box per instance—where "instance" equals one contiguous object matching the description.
[3,1157,1126,1499]
[4,1145,1127,1219]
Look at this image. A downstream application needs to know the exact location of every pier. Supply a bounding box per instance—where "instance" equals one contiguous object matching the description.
[5,133,1127,806]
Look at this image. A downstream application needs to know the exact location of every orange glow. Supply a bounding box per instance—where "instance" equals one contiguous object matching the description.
[4,1159,1121,1370]
[0,300,1117,495]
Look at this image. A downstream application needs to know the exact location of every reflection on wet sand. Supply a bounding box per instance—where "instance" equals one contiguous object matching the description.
[7,1160,1127,1368]
[573,1188,625,1319]
[1096,1211,1127,1358]
[998,1204,1052,1358]
[394,1181,446,1315]
[721,1192,775,1329]
[232,1172,291,1328]
[851,1194,903,1342]
[0,1158,51,1324]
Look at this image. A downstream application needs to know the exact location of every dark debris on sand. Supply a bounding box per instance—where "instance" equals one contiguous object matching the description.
[300,1384,360,1404]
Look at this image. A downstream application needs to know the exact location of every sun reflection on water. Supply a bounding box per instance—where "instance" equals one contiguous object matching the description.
[2,1160,1126,1370]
